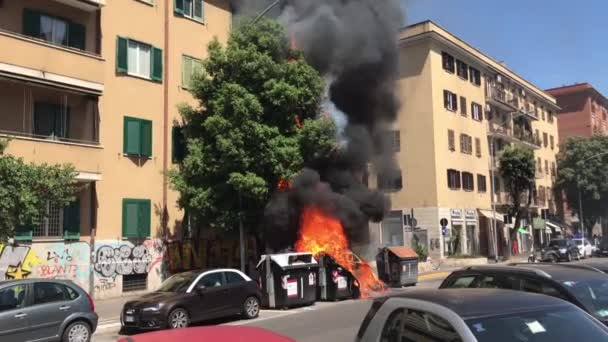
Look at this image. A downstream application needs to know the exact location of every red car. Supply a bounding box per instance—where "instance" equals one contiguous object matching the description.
[118,326,295,342]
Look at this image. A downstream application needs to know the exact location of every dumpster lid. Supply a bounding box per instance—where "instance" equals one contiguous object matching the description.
[257,252,319,269]
[387,246,418,259]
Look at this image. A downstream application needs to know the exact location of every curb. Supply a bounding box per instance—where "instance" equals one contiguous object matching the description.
[418,271,451,281]
[97,318,121,332]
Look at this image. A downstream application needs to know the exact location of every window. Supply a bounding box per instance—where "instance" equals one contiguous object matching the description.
[225,272,246,284]
[0,285,27,312]
[33,282,70,305]
[475,138,481,157]
[175,0,204,21]
[199,272,224,288]
[460,96,467,116]
[23,9,85,50]
[543,132,548,147]
[447,169,461,189]
[442,51,455,73]
[456,60,468,80]
[123,116,153,157]
[545,160,549,175]
[35,201,63,238]
[443,90,457,111]
[542,109,546,121]
[469,66,481,86]
[548,111,554,123]
[537,157,542,172]
[172,126,186,163]
[521,279,567,301]
[471,102,482,121]
[388,130,401,152]
[448,130,455,151]
[462,172,474,191]
[116,37,163,81]
[460,134,472,154]
[550,135,554,150]
[122,199,151,238]
[381,309,462,342]
[377,170,403,191]
[551,162,556,176]
[34,103,69,139]
[65,286,79,300]
[123,274,148,292]
[182,55,203,89]
[477,174,487,192]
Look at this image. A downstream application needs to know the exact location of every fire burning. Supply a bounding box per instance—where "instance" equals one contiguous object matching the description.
[295,206,383,298]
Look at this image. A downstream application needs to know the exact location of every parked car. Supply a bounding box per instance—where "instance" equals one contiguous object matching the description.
[597,236,608,256]
[573,238,594,258]
[356,288,608,342]
[540,239,580,262]
[440,264,608,325]
[121,268,261,331]
[117,326,295,342]
[0,279,97,342]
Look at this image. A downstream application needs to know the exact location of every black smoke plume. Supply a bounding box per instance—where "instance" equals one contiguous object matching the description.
[231,0,404,251]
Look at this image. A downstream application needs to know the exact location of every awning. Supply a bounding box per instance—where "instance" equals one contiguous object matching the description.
[478,209,504,222]
[546,221,562,233]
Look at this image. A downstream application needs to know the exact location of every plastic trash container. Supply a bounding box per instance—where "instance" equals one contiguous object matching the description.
[317,254,358,301]
[257,252,319,309]
[376,246,418,287]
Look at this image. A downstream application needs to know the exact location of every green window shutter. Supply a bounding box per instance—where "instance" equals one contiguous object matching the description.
[116,36,128,74]
[194,0,204,20]
[151,47,163,82]
[15,226,33,241]
[23,9,41,38]
[172,126,185,163]
[124,117,142,155]
[122,199,140,238]
[63,200,80,240]
[140,119,152,157]
[68,22,86,50]
[181,56,191,88]
[175,0,185,15]
[139,200,151,237]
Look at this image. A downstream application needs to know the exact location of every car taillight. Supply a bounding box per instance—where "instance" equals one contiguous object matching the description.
[86,291,95,312]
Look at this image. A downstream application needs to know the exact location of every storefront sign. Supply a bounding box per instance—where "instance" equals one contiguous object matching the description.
[465,209,476,219]
[451,209,462,219]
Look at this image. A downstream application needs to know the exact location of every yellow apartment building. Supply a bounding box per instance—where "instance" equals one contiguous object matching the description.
[369,21,561,260]
[0,0,231,298]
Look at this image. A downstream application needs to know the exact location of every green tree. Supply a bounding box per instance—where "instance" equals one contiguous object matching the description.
[499,145,536,258]
[0,139,78,240]
[169,19,335,242]
[556,135,608,236]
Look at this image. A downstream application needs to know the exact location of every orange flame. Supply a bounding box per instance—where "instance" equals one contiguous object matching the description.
[295,206,384,298]
[277,179,291,191]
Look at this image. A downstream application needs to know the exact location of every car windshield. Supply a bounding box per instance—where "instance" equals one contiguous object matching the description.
[156,273,196,293]
[562,279,608,318]
[574,240,583,246]
[466,306,608,342]
[549,240,568,247]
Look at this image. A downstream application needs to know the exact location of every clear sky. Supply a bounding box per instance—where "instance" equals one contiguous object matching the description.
[401,0,608,95]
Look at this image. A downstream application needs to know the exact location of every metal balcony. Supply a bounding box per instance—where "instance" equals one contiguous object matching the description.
[486,86,517,112]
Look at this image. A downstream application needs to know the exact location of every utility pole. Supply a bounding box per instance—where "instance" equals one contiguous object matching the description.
[489,137,499,262]
[239,191,246,273]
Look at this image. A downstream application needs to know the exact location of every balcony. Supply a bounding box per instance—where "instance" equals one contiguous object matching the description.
[513,127,541,150]
[0,0,104,93]
[486,86,517,112]
[52,0,106,11]
[511,98,539,121]
[0,80,102,174]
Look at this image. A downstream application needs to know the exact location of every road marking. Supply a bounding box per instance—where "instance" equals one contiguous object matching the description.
[418,271,450,280]
[225,311,298,326]
[96,322,122,331]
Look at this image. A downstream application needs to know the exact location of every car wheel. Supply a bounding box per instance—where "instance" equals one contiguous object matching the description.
[242,296,260,319]
[62,321,91,342]
[550,254,558,263]
[168,308,190,329]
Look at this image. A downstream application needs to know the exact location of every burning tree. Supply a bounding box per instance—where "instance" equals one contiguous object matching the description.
[169,19,336,245]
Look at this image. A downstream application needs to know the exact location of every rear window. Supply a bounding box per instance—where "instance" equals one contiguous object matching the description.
[34,282,70,305]
[65,286,80,300]
[446,275,477,288]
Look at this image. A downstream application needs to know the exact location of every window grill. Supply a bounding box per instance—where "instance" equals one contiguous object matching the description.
[123,274,148,292]
[34,201,63,238]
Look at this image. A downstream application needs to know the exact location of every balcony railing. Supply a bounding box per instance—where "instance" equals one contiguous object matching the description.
[486,86,517,112]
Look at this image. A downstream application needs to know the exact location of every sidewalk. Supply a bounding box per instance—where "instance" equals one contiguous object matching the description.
[95,295,139,324]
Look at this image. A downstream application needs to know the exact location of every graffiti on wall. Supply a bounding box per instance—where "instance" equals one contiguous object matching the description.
[165,237,257,274]
[0,243,89,289]
[94,240,163,279]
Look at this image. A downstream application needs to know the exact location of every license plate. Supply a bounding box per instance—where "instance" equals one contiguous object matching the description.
[125,316,134,323]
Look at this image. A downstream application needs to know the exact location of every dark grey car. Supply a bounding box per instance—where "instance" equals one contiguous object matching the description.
[0,279,98,342]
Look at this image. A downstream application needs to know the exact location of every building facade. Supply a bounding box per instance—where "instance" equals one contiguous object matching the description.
[545,83,608,230]
[369,21,560,260]
[0,0,232,298]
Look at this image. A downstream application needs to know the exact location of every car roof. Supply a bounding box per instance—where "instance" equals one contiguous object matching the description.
[0,278,79,287]
[461,263,608,282]
[388,288,572,319]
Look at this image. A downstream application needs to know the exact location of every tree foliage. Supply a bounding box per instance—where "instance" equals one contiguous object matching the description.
[169,19,335,233]
[0,139,78,240]
[499,145,535,253]
[556,135,608,233]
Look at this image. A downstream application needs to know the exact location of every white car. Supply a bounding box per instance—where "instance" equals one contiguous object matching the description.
[574,238,593,258]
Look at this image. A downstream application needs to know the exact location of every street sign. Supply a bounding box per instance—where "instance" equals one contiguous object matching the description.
[440,218,448,227]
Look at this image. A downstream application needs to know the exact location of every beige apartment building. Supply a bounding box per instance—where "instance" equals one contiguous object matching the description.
[370,21,561,260]
[0,0,231,298]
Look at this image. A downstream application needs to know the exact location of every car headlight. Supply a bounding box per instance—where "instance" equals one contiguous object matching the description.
[142,305,161,312]
[559,248,567,253]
